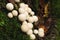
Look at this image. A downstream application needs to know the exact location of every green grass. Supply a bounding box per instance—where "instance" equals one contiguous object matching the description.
[0,11,30,40]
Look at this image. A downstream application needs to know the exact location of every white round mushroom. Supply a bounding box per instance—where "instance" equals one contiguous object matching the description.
[18,14,27,21]
[8,12,13,18]
[26,15,30,20]
[33,16,38,22]
[21,24,29,32]
[22,21,27,25]
[19,3,28,8]
[27,7,32,13]
[27,23,33,29]
[38,28,44,37]
[30,34,36,40]
[19,3,25,8]
[34,29,38,34]
[38,31,44,37]
[12,10,18,16]
[24,12,28,16]
[30,11,35,16]
[27,17,34,23]
[38,28,44,32]
[27,29,33,35]
[6,3,14,11]
[15,0,20,2]
[25,4,28,8]
[19,8,26,14]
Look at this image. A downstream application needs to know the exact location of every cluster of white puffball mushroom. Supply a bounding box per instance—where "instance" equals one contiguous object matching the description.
[6,0,45,40]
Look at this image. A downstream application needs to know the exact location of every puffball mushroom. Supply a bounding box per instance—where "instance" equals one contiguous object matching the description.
[21,24,29,32]
[34,29,38,34]
[6,3,14,11]
[25,4,28,8]
[12,10,18,16]
[39,28,44,32]
[8,12,13,18]
[19,3,28,8]
[24,12,28,16]
[19,8,26,14]
[27,8,32,13]
[30,34,36,40]
[38,28,44,37]
[38,32,44,37]
[15,0,20,2]
[30,11,35,16]
[27,23,33,29]
[27,29,33,35]
[28,17,34,23]
[33,16,38,22]
[22,21,27,25]
[19,8,29,16]
[26,15,30,20]
[19,3,26,8]
[18,14,27,21]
